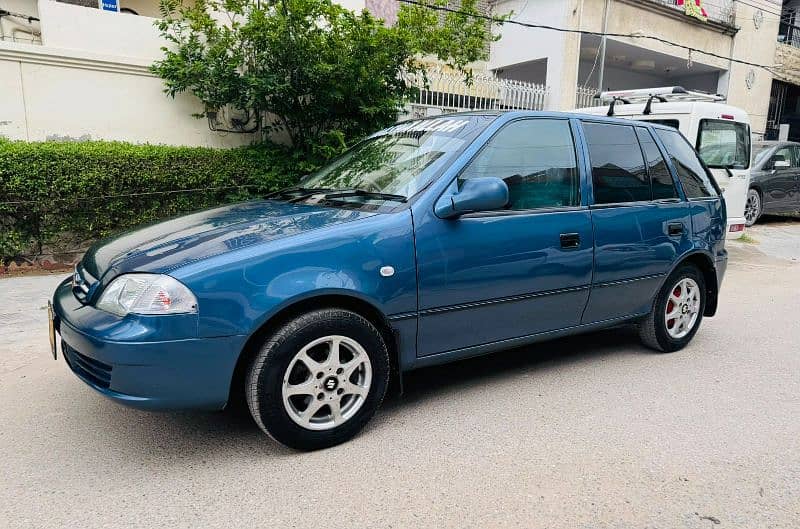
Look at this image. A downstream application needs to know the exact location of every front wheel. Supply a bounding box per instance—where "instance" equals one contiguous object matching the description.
[639,264,706,352]
[744,188,762,227]
[245,309,390,450]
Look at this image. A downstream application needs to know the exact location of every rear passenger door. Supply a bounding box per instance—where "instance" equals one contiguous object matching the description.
[580,122,692,324]
[655,128,726,251]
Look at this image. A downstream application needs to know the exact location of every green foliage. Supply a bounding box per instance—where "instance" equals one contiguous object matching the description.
[0,138,308,263]
[152,0,501,156]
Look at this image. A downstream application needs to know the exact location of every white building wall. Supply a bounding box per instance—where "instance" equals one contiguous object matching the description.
[489,0,573,109]
[0,0,257,147]
[38,0,164,59]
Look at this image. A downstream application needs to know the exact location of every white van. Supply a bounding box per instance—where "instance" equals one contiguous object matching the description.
[576,87,751,238]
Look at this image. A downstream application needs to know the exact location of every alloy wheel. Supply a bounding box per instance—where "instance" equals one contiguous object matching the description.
[281,335,372,431]
[664,278,701,339]
[745,189,761,226]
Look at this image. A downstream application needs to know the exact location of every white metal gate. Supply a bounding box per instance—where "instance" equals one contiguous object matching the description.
[574,86,598,109]
[406,68,548,118]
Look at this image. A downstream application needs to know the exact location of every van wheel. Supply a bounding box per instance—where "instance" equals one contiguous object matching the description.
[245,309,389,450]
[744,188,762,227]
[639,264,706,353]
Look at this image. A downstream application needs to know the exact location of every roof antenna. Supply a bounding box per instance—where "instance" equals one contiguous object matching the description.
[643,95,667,115]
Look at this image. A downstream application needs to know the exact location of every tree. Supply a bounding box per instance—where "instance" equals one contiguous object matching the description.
[152,0,501,159]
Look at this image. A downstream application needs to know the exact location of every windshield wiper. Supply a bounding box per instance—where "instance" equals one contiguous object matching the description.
[265,187,334,202]
[321,189,407,203]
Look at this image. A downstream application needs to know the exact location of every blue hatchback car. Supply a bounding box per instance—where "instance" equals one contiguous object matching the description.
[52,111,727,449]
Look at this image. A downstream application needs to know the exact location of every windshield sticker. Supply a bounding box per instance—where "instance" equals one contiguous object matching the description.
[379,118,470,136]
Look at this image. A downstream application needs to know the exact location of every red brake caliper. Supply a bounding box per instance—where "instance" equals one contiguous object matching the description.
[667,286,681,329]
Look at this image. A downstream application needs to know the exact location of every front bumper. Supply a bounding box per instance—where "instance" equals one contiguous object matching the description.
[53,279,247,411]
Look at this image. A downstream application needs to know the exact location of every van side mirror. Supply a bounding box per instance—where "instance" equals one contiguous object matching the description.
[435,177,509,219]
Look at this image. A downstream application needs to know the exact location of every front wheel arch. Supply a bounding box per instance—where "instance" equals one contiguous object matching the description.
[227,294,400,409]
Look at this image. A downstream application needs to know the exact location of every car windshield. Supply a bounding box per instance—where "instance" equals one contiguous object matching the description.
[695,119,751,169]
[753,143,774,167]
[276,116,495,209]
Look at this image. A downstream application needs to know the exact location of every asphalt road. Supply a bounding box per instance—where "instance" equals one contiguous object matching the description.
[1,220,799,529]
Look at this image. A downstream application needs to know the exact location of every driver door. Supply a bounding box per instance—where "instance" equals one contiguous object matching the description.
[414,118,594,357]
[763,145,798,210]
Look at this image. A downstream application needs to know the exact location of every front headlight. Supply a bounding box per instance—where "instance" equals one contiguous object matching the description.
[96,274,198,316]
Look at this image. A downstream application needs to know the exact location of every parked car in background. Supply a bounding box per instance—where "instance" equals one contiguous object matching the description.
[746,141,800,226]
[50,112,728,450]
[577,86,751,239]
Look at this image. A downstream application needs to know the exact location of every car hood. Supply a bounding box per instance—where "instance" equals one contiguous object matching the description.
[81,200,377,280]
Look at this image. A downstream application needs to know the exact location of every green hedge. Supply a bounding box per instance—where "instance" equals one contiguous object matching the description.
[0,139,312,263]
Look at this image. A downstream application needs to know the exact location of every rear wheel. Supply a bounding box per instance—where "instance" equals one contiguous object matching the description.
[744,188,762,227]
[639,264,706,352]
[246,308,389,450]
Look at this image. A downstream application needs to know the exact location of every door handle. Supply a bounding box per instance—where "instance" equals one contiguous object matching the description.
[560,233,581,249]
[667,222,684,236]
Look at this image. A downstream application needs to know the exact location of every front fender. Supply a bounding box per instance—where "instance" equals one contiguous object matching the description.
[173,210,417,338]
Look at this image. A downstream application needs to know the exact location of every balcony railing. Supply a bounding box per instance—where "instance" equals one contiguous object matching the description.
[779,22,800,49]
[640,0,735,28]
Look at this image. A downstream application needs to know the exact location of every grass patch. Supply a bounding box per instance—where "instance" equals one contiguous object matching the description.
[738,233,758,244]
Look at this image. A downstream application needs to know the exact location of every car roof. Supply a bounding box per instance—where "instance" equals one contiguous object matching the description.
[404,110,676,131]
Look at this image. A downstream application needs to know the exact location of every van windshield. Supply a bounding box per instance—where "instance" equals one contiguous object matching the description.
[696,119,751,170]
[286,115,495,209]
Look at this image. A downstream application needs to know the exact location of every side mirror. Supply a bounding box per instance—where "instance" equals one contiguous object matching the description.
[773,159,791,169]
[435,177,509,219]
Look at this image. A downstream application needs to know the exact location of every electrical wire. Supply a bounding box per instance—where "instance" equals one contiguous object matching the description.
[581,39,602,88]
[398,0,782,73]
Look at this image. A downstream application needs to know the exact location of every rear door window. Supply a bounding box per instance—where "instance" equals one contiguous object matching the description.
[635,127,678,200]
[583,122,650,204]
[656,128,718,198]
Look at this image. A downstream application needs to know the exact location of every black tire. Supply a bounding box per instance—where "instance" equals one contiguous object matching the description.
[745,187,762,227]
[639,264,706,353]
[245,308,389,450]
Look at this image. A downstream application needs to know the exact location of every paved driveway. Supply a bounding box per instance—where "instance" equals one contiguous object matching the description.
[1,226,799,529]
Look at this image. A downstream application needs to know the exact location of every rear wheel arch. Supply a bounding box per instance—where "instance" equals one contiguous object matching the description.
[671,252,718,317]
[228,294,400,408]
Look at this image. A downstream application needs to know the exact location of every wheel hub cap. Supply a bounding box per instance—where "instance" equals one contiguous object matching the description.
[322,376,339,392]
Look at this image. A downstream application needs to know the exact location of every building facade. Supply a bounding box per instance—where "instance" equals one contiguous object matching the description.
[768,0,800,139]
[490,0,782,137]
[0,0,787,145]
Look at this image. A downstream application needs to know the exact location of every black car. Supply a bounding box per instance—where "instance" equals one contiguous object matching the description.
[747,141,800,225]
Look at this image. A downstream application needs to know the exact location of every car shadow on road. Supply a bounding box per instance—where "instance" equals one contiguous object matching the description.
[72,324,646,458]
[756,214,800,226]
[381,324,643,412]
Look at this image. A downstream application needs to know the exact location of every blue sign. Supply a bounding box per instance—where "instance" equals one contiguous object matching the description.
[101,0,119,11]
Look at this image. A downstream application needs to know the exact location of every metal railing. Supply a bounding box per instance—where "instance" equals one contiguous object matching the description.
[575,86,598,109]
[641,0,735,27]
[778,21,800,49]
[408,68,548,116]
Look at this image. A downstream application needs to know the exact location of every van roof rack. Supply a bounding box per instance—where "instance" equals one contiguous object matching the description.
[594,86,726,116]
